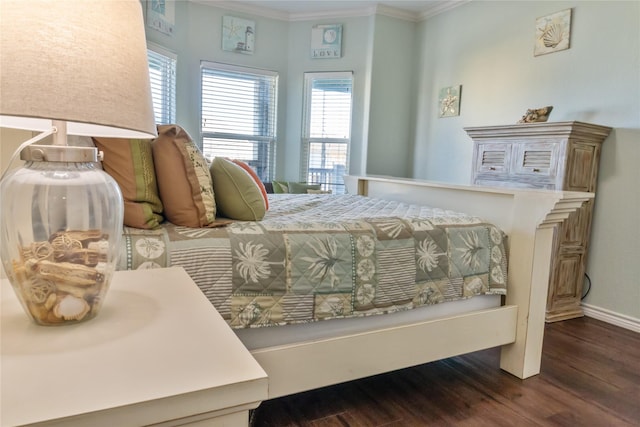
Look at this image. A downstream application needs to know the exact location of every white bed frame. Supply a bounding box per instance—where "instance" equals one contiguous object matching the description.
[246,175,593,400]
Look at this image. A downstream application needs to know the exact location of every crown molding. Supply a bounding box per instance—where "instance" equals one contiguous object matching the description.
[288,6,378,21]
[191,1,291,21]
[374,1,471,23]
[190,1,469,22]
[419,0,470,20]
[375,4,419,22]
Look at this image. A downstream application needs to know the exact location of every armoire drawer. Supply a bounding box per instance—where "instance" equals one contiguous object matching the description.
[474,143,511,174]
[511,141,560,178]
[510,142,561,188]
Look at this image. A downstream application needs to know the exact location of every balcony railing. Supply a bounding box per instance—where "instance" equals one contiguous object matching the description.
[308,165,346,194]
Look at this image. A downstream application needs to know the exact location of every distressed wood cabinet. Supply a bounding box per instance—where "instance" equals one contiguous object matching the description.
[465,121,612,322]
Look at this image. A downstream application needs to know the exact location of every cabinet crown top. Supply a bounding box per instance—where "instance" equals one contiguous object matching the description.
[465,121,612,141]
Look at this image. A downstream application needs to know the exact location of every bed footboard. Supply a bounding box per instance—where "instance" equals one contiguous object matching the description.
[252,306,517,399]
[344,175,593,379]
[244,175,591,400]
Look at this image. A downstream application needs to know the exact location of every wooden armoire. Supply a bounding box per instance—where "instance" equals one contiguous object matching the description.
[465,121,612,322]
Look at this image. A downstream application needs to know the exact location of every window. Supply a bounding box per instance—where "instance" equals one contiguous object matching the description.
[301,72,353,194]
[200,62,278,182]
[147,44,176,125]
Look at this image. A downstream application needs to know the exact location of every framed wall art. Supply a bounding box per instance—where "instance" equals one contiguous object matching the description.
[222,16,255,54]
[311,24,342,59]
[146,0,175,36]
[534,9,572,56]
[438,85,461,118]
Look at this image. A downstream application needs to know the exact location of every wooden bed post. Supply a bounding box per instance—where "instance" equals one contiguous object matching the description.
[498,192,593,378]
[345,175,593,379]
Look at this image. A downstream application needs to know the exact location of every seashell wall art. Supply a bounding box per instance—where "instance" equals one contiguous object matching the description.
[534,9,572,56]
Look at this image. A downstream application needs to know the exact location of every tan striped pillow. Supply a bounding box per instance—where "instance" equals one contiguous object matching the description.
[92,137,163,229]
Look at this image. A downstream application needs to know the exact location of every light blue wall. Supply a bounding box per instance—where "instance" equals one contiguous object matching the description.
[284,16,375,180]
[414,1,640,320]
[144,1,639,321]
[367,14,417,178]
[144,0,290,161]
[144,1,384,181]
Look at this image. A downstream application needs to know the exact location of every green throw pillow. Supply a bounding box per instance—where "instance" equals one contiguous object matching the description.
[210,157,267,221]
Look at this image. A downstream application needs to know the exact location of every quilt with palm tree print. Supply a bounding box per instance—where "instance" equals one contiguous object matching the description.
[119,193,508,328]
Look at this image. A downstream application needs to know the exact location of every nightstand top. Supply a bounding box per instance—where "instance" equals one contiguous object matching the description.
[1,267,267,426]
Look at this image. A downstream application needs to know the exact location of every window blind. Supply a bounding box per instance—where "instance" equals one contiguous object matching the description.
[302,72,353,194]
[308,77,352,139]
[201,62,278,182]
[147,45,176,125]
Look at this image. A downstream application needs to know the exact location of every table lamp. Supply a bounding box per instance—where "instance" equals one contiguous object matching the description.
[0,0,157,325]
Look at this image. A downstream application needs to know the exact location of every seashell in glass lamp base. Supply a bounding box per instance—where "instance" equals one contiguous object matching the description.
[0,155,123,326]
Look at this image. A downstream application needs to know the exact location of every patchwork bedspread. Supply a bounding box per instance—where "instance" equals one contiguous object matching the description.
[118,194,508,328]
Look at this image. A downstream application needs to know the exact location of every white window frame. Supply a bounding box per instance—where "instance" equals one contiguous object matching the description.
[147,43,176,125]
[200,61,278,182]
[301,71,353,194]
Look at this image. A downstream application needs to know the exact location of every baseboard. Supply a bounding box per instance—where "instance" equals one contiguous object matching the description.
[581,303,640,333]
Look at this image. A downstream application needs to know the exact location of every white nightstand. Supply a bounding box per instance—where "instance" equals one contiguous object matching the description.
[1,267,268,426]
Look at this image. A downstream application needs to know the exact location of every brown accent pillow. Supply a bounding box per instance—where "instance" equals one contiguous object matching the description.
[92,137,163,229]
[152,125,216,227]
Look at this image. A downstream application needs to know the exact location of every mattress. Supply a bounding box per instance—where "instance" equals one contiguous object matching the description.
[235,294,502,350]
[118,193,508,329]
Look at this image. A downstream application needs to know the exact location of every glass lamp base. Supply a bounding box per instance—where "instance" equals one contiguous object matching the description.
[0,158,123,325]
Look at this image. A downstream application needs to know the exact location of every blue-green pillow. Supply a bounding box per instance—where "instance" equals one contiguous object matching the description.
[288,182,321,194]
[272,180,289,194]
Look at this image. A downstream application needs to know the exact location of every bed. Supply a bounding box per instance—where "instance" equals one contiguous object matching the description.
[118,174,592,400]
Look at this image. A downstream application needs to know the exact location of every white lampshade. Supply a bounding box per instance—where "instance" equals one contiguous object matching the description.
[0,0,157,139]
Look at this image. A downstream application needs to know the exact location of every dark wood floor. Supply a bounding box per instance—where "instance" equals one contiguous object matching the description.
[250,317,640,426]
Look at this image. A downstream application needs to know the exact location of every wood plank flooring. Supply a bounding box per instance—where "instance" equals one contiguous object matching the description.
[250,317,640,426]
